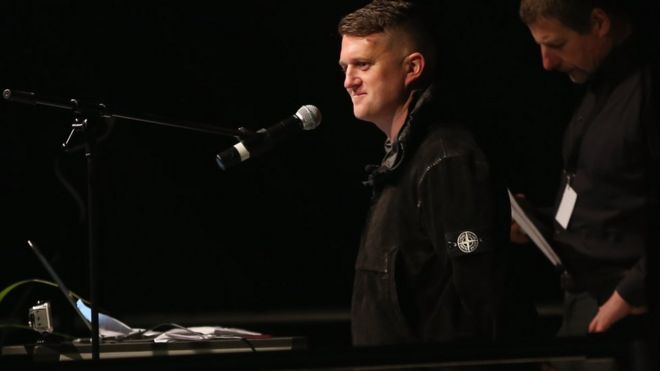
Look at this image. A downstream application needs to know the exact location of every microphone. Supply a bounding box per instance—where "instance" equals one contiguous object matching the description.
[3,89,37,105]
[216,105,321,170]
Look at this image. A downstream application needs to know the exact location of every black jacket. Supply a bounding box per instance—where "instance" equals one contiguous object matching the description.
[351,86,517,345]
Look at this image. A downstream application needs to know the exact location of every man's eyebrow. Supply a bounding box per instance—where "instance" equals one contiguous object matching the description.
[338,58,359,68]
[540,38,565,47]
[534,33,562,45]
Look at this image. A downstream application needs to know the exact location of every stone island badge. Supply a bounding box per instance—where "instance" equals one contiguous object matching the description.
[457,231,479,253]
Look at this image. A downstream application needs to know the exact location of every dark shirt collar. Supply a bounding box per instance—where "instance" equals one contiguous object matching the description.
[589,33,642,93]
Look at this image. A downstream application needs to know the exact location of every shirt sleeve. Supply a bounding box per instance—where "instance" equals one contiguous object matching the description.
[616,252,647,307]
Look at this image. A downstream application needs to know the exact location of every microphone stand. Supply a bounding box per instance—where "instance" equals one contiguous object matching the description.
[2,88,244,361]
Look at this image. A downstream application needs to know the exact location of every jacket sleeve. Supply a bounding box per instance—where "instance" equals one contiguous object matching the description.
[417,152,505,336]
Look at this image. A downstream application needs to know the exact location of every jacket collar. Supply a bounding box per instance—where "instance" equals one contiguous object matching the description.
[363,85,437,193]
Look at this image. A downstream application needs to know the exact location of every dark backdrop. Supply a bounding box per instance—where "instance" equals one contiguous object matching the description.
[0,0,595,339]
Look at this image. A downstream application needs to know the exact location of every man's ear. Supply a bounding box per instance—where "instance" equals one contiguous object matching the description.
[591,8,611,37]
[404,52,425,86]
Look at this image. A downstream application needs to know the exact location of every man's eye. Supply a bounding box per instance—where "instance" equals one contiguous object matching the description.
[546,42,564,49]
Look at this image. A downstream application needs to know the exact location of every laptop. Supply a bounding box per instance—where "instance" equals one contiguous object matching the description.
[26,240,92,333]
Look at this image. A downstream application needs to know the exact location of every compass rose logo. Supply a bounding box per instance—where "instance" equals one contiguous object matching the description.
[457,231,479,253]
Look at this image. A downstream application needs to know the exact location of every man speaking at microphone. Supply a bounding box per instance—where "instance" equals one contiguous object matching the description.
[338,0,532,346]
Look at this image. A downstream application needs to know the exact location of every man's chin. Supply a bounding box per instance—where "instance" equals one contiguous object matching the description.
[568,70,590,84]
[352,108,368,121]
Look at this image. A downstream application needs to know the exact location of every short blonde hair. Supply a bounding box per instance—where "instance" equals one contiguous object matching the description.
[338,0,437,80]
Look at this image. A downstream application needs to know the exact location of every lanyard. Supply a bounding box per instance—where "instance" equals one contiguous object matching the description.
[563,86,612,175]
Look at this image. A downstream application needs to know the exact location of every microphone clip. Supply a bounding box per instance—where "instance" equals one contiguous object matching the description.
[235,125,282,150]
[235,126,258,140]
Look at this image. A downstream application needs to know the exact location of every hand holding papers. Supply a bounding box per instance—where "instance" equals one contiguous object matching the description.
[508,190,563,268]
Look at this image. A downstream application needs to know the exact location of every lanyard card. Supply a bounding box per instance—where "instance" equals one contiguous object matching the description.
[555,183,577,229]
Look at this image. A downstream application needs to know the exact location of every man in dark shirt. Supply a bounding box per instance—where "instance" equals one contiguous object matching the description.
[518,0,658,338]
[338,0,523,346]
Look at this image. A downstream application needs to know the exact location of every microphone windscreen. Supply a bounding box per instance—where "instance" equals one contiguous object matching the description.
[296,105,321,130]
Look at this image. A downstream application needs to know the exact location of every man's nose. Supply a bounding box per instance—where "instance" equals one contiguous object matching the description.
[344,68,359,90]
[540,46,559,71]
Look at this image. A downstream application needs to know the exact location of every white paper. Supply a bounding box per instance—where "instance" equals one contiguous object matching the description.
[75,299,264,343]
[153,326,264,343]
[509,190,563,267]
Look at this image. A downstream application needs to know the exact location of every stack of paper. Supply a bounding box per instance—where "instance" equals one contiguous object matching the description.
[75,299,268,343]
[508,190,563,268]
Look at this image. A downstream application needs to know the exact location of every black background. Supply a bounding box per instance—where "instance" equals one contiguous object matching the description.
[2,0,654,343]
